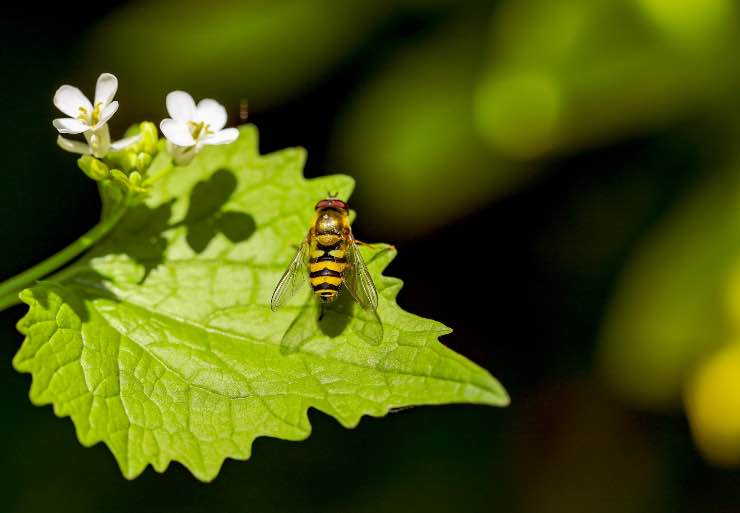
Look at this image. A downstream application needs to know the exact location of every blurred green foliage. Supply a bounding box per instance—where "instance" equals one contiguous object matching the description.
[478,0,740,158]
[84,0,390,109]
[331,13,531,235]
[599,159,740,409]
[83,0,740,237]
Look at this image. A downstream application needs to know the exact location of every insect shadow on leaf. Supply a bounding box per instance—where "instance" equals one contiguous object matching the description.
[280,288,383,355]
[319,289,355,337]
[171,168,255,253]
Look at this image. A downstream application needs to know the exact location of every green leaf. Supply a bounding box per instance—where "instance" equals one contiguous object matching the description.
[13,125,508,481]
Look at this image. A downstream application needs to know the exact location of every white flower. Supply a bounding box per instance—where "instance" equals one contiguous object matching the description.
[160,91,239,165]
[52,73,139,158]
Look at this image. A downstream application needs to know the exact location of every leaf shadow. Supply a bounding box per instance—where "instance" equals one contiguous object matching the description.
[110,168,256,284]
[171,168,255,254]
[123,200,175,283]
[34,269,121,323]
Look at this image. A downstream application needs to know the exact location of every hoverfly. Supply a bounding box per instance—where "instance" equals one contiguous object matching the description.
[270,197,378,312]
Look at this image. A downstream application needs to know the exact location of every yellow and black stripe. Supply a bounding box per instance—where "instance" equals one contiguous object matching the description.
[309,241,347,302]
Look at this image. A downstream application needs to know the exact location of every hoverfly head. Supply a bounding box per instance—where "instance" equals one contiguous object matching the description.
[315,198,349,212]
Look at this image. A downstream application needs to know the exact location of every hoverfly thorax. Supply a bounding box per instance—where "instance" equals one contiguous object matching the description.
[315,210,343,244]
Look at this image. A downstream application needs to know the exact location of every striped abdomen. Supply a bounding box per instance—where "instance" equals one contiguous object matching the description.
[309,239,347,302]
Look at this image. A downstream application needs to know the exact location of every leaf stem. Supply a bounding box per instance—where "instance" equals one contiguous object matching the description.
[142,157,173,187]
[0,199,129,311]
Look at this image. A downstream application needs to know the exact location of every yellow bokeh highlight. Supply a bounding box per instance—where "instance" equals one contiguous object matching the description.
[473,72,562,160]
[685,343,740,466]
[636,0,732,43]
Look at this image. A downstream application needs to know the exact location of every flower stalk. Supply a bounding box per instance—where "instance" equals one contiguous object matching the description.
[0,196,130,311]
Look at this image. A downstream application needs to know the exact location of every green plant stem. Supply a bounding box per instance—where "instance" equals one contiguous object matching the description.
[0,291,21,312]
[142,160,173,187]
[0,202,128,311]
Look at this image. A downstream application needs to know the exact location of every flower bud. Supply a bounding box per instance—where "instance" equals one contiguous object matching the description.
[129,171,142,186]
[109,168,129,188]
[136,153,152,172]
[77,155,110,181]
[138,122,159,155]
[109,168,149,195]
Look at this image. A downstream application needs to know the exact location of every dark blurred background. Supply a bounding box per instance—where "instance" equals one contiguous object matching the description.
[3,1,740,511]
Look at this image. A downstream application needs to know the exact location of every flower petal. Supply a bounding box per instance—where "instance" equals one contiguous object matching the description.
[53,117,90,134]
[95,100,119,128]
[203,128,239,145]
[94,73,118,107]
[53,85,92,118]
[57,135,91,155]
[196,99,227,131]
[110,133,142,151]
[166,91,196,122]
[160,118,196,147]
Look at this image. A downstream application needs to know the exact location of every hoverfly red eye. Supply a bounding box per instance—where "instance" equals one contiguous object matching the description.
[315,199,348,211]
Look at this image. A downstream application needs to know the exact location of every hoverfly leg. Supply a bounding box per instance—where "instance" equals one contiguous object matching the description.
[318,302,326,322]
[353,240,397,252]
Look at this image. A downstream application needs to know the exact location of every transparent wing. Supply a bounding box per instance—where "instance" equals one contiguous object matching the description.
[343,239,378,311]
[280,298,320,354]
[271,239,310,311]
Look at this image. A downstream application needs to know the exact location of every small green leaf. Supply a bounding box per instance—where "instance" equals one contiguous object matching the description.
[13,125,507,481]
